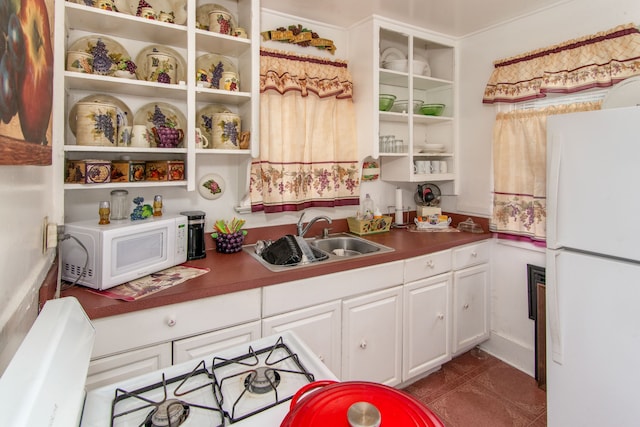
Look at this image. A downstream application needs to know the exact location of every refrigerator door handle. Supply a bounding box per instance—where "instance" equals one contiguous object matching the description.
[547,251,563,364]
[547,132,562,248]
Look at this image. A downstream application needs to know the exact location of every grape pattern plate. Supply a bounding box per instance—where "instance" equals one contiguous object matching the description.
[133,102,186,147]
[195,54,237,89]
[198,173,225,200]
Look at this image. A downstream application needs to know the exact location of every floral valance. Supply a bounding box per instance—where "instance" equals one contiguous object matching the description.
[260,48,353,99]
[483,23,640,103]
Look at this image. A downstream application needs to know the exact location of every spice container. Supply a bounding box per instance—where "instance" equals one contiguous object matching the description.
[153,195,163,217]
[98,201,110,224]
[110,189,129,220]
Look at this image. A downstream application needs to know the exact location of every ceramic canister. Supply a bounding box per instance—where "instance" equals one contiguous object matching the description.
[211,111,241,149]
[146,51,176,84]
[66,51,93,73]
[75,101,118,147]
[221,71,239,92]
[208,10,234,35]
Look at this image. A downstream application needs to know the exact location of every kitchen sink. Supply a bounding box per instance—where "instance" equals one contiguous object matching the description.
[243,233,395,272]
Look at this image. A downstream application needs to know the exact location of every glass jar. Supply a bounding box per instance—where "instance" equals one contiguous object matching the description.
[110,189,129,220]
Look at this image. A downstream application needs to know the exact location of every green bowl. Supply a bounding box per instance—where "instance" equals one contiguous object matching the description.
[420,103,445,116]
[379,94,396,111]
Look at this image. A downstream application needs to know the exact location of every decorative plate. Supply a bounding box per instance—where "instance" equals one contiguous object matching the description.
[195,53,237,89]
[380,47,405,65]
[67,35,131,74]
[198,173,225,200]
[196,4,237,30]
[126,0,187,24]
[135,45,186,84]
[133,102,187,139]
[69,94,133,136]
[196,104,227,140]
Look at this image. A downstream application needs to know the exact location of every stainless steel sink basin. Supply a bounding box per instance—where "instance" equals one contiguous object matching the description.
[308,235,385,256]
[243,233,394,272]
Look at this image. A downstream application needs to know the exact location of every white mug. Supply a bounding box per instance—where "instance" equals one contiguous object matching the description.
[195,128,209,149]
[439,161,448,174]
[432,161,441,174]
[118,126,132,146]
[130,125,151,147]
[415,160,431,174]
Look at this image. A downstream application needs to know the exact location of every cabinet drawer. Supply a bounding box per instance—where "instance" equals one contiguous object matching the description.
[452,241,490,270]
[404,249,452,283]
[91,289,261,359]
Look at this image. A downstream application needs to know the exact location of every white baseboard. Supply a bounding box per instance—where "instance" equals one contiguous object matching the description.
[480,331,535,377]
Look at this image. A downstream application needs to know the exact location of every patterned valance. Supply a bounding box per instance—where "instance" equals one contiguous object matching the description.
[260,48,353,99]
[483,23,640,103]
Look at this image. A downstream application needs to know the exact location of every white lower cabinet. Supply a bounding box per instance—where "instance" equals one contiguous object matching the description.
[402,273,452,381]
[262,301,342,378]
[452,243,490,355]
[86,343,171,390]
[342,286,403,386]
[173,321,261,364]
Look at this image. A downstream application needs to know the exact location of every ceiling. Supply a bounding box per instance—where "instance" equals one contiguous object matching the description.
[260,0,568,37]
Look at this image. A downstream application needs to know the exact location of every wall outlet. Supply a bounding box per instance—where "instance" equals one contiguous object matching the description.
[42,216,59,252]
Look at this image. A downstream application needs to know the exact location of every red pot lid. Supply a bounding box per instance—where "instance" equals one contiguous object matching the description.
[280,380,445,427]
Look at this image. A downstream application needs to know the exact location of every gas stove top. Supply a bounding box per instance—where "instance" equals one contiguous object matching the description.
[0,297,338,427]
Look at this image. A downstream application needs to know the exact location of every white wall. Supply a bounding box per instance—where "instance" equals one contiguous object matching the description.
[461,0,640,371]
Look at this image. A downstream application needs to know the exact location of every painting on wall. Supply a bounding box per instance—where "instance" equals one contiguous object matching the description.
[0,0,54,166]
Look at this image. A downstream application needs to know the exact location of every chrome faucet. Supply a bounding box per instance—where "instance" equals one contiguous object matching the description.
[297,212,333,237]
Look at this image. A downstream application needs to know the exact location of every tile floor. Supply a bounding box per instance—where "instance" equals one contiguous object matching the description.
[403,348,547,427]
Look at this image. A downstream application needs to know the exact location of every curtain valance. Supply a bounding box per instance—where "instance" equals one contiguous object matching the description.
[483,23,640,103]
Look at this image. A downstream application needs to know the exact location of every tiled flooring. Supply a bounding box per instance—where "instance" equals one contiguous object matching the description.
[403,348,547,427]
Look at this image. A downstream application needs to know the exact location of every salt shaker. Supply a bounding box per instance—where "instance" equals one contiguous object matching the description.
[153,195,163,217]
[98,201,110,225]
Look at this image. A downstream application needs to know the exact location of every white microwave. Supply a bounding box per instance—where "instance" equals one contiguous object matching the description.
[60,214,188,290]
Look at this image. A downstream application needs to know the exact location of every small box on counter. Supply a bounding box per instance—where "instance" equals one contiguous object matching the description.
[65,159,111,184]
[347,216,392,235]
[145,160,184,181]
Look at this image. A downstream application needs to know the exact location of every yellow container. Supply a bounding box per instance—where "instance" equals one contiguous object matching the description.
[347,216,392,235]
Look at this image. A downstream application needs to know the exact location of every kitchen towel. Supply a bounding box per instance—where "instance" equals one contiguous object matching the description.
[81,264,210,301]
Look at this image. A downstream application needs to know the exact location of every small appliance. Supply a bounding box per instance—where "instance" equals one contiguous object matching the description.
[60,214,187,290]
[414,183,442,217]
[181,210,207,260]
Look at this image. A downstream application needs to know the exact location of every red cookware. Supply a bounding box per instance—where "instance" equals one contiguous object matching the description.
[280,380,445,427]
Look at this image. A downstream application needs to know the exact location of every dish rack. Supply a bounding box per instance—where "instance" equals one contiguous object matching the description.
[347,216,392,235]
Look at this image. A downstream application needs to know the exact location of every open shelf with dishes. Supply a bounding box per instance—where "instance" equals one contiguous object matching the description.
[56,0,259,193]
[348,18,457,187]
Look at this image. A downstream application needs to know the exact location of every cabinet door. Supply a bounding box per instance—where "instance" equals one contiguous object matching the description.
[342,286,402,386]
[453,264,490,354]
[403,273,452,381]
[173,321,261,364]
[262,301,341,378]
[86,343,172,390]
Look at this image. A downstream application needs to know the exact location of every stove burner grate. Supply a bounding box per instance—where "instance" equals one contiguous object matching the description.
[111,360,224,427]
[212,336,315,423]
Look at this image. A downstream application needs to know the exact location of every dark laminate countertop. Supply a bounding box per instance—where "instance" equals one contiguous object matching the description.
[59,214,491,320]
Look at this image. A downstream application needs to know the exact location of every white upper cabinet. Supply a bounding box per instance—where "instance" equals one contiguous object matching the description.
[349,17,458,192]
[55,0,259,193]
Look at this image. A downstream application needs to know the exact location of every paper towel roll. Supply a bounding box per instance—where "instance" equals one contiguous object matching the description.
[395,188,403,224]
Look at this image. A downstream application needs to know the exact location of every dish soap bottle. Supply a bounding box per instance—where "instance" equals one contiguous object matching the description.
[362,193,375,220]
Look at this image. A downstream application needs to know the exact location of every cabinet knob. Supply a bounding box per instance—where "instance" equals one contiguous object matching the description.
[359,340,368,350]
[463,303,470,310]
[426,260,435,268]
[437,313,445,320]
[167,316,176,327]
[471,251,478,257]
[318,354,325,362]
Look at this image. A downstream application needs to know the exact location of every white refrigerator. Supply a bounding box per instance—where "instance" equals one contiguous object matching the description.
[546,106,640,427]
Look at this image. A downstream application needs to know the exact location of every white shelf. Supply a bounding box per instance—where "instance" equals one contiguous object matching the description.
[64,180,187,190]
[63,145,187,154]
